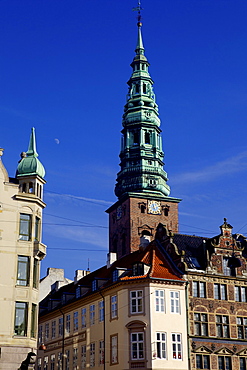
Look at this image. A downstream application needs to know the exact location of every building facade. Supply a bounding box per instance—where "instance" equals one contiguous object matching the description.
[37,242,188,370]
[156,220,247,370]
[0,128,46,369]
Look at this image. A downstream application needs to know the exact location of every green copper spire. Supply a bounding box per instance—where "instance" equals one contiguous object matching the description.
[17,127,45,178]
[115,17,170,199]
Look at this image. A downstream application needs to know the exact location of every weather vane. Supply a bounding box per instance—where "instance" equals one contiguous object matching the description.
[133,0,143,26]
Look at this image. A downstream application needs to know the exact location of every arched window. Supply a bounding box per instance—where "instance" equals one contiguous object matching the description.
[145,132,150,144]
[29,182,33,194]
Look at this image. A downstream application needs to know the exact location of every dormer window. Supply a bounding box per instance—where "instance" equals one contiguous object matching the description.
[92,280,97,292]
[132,262,148,276]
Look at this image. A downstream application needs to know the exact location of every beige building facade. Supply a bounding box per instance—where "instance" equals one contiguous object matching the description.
[37,243,189,370]
[0,129,46,369]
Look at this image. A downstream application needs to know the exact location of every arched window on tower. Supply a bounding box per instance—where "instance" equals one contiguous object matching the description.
[145,132,150,144]
[29,182,34,194]
[22,183,27,193]
[133,132,139,146]
[140,231,151,249]
[143,84,147,94]
[135,84,140,94]
[163,206,170,217]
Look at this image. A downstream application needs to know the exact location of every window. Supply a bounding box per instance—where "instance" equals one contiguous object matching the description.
[218,356,232,370]
[237,317,247,339]
[99,340,104,365]
[131,332,144,360]
[45,323,49,340]
[73,348,78,370]
[216,315,230,338]
[170,291,180,313]
[223,257,231,276]
[214,284,227,300]
[133,263,144,276]
[58,317,63,336]
[38,325,43,344]
[111,295,117,319]
[58,353,62,370]
[130,290,143,314]
[65,350,70,370]
[171,333,182,359]
[66,314,70,334]
[19,213,32,241]
[81,308,86,328]
[37,358,42,370]
[44,356,48,370]
[90,304,95,325]
[51,320,56,338]
[111,335,118,364]
[14,302,28,336]
[81,345,86,368]
[192,281,206,298]
[33,258,39,288]
[73,311,78,331]
[156,332,166,359]
[240,357,247,370]
[196,354,210,369]
[235,286,247,302]
[92,280,97,291]
[144,131,150,144]
[31,304,37,338]
[35,217,40,241]
[90,343,95,367]
[99,301,104,322]
[194,313,208,336]
[50,354,55,370]
[16,256,30,286]
[155,290,165,312]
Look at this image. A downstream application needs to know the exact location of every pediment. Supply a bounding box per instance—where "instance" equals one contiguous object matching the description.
[237,348,247,356]
[215,347,234,355]
[194,345,212,354]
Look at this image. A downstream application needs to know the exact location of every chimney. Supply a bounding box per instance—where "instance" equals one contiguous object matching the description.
[107,252,117,268]
[74,269,90,284]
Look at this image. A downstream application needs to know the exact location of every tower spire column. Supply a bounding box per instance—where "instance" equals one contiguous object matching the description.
[107,9,181,259]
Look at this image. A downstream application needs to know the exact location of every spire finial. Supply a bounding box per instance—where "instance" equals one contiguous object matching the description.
[26,127,38,158]
[133,0,143,27]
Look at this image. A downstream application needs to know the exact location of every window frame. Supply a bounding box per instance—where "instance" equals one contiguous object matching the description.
[218,355,232,370]
[111,295,118,319]
[130,332,144,360]
[214,283,227,300]
[192,281,206,298]
[156,332,166,359]
[171,333,182,360]
[170,291,180,314]
[130,290,144,314]
[19,213,32,241]
[14,301,28,336]
[99,300,104,323]
[196,354,210,369]
[16,255,30,286]
[155,290,165,312]
[110,334,118,365]
[194,313,208,336]
[216,315,230,338]
[90,304,95,325]
[81,307,86,328]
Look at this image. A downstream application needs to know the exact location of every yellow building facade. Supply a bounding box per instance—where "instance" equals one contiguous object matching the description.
[37,243,189,370]
[0,129,46,369]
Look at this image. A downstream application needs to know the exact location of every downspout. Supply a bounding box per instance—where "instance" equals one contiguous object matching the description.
[185,281,191,370]
[99,289,106,370]
[59,308,65,370]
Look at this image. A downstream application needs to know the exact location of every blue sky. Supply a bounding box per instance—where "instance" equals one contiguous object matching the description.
[1,0,247,279]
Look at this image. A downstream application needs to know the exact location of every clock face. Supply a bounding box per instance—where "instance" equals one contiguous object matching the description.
[148,200,161,215]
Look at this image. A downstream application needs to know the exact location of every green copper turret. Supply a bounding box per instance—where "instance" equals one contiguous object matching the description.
[115,21,170,199]
[16,127,45,179]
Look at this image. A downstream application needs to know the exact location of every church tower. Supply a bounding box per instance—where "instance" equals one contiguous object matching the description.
[107,11,181,259]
